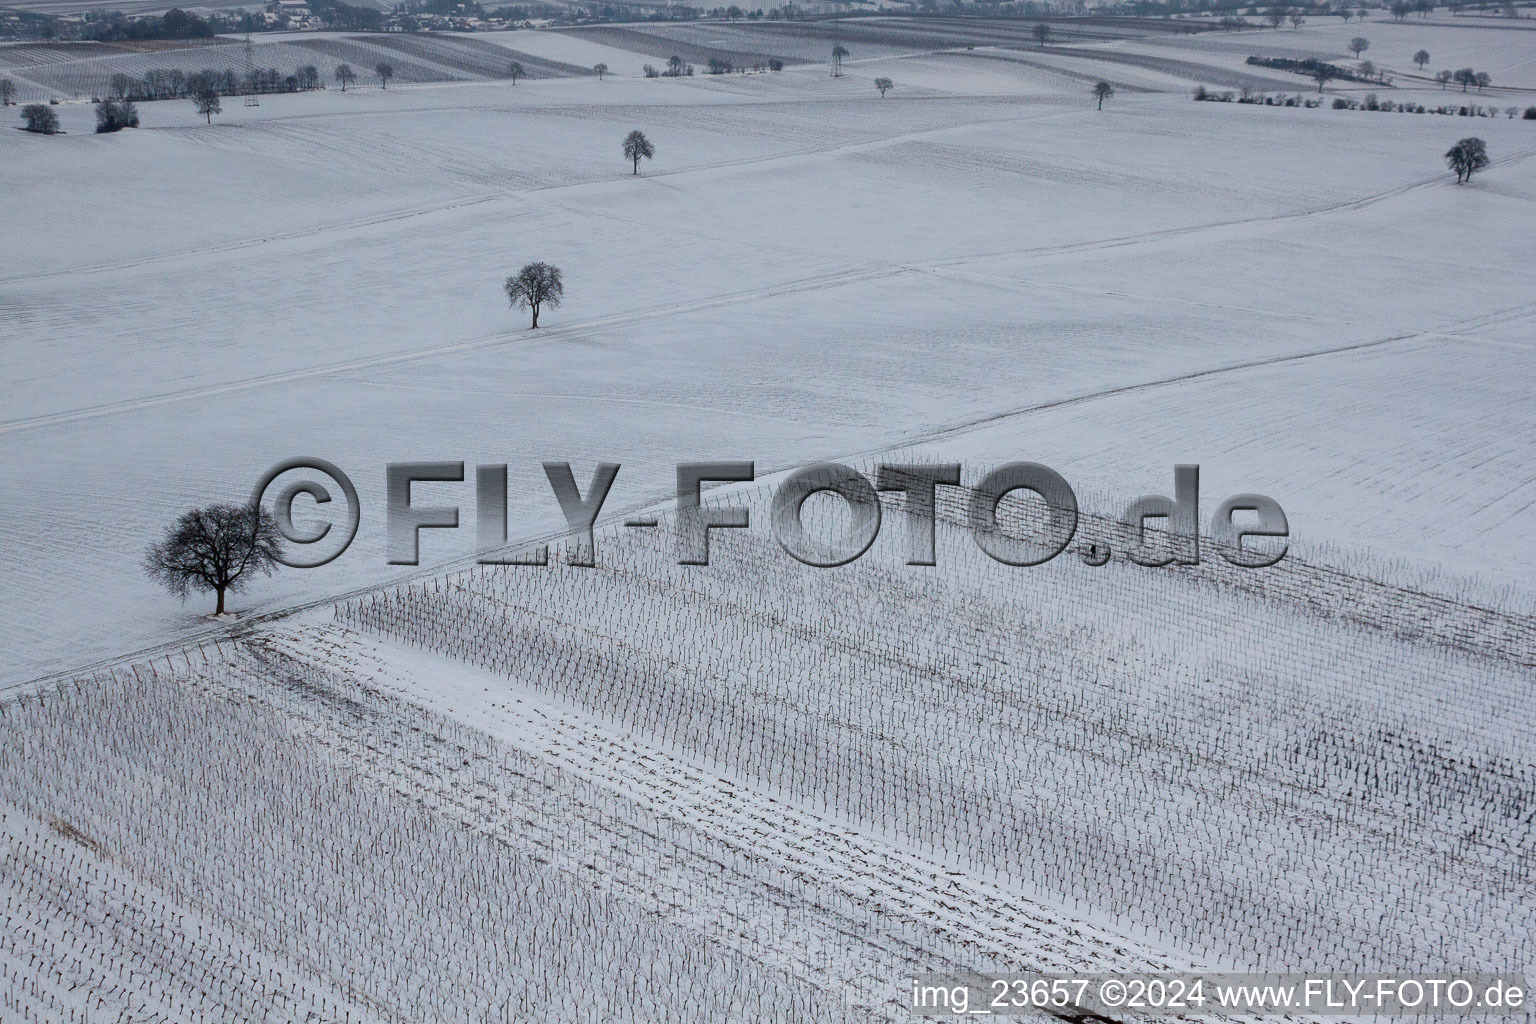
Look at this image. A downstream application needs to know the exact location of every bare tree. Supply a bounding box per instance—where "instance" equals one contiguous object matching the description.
[1340,7,1353,21]
[1413,49,1430,69]
[1312,64,1336,91]
[335,64,356,91]
[375,62,394,89]
[1349,36,1369,57]
[505,262,564,328]
[299,64,320,90]
[1444,136,1489,184]
[667,55,686,76]
[1453,67,1475,91]
[508,60,524,84]
[1289,13,1305,27]
[594,63,609,81]
[1435,69,1452,89]
[144,503,283,615]
[874,77,893,97]
[1474,71,1490,92]
[831,44,849,77]
[1032,23,1051,47]
[623,128,654,174]
[0,79,15,106]
[21,103,59,134]
[194,85,221,123]
[1092,80,1115,109]
[1358,59,1375,81]
[1266,6,1286,27]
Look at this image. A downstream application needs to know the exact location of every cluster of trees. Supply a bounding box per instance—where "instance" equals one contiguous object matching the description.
[1249,40,1497,95]
[330,62,391,90]
[82,7,213,42]
[1332,94,1518,117]
[644,55,695,77]
[488,0,708,22]
[1353,58,1391,83]
[1259,5,1310,25]
[646,56,783,77]
[1245,55,1376,89]
[101,65,327,103]
[311,0,386,29]
[95,96,139,132]
[142,67,237,99]
[1436,67,1493,91]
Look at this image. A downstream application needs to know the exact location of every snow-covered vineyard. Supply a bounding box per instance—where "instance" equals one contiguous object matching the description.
[3,7,1536,1022]
[3,485,1533,1020]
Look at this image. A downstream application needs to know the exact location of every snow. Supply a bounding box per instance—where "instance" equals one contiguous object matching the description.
[2,22,1534,1019]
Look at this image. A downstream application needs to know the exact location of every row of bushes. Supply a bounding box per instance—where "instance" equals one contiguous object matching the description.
[1334,95,1532,117]
[1194,84,1321,105]
[642,57,785,77]
[1194,86,1536,120]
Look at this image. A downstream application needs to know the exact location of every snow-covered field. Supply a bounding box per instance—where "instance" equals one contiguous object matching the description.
[2,18,1534,1022]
